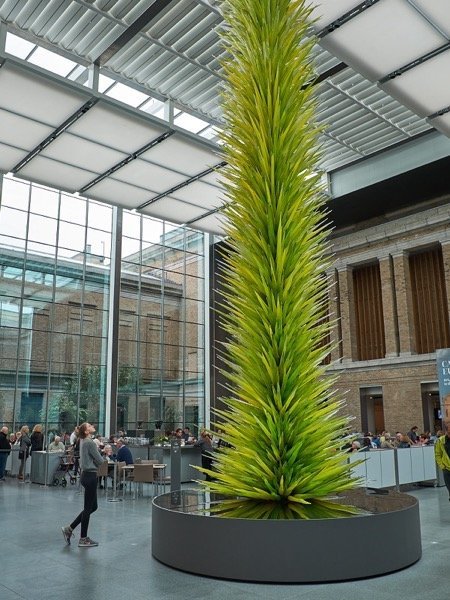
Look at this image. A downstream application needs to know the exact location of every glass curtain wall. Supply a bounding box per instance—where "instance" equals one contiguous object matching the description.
[118,213,205,437]
[0,176,111,439]
[0,174,206,440]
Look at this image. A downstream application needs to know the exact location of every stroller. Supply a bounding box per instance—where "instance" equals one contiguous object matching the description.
[53,453,77,487]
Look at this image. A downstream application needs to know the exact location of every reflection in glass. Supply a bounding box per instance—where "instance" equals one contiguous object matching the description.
[27,240,57,258]
[0,176,205,437]
[28,214,58,246]
[0,234,26,252]
[58,221,86,253]
[122,237,141,261]
[142,217,164,244]
[86,230,111,262]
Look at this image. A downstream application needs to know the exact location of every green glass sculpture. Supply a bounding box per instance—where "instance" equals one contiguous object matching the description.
[200,0,359,518]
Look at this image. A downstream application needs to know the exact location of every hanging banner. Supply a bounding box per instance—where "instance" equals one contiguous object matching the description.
[436,348,450,421]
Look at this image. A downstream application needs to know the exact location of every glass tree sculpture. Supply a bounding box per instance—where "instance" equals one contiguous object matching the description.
[202,0,359,518]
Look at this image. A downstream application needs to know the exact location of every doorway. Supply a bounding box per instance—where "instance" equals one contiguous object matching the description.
[421,382,441,434]
[360,386,385,434]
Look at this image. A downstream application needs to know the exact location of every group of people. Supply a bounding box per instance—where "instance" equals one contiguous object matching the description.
[0,424,68,482]
[347,427,439,452]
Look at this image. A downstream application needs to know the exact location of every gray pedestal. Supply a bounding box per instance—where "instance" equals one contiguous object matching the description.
[170,440,181,492]
[149,445,202,482]
[30,451,64,485]
[152,489,421,582]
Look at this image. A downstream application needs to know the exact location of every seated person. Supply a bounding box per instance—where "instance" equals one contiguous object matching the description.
[380,432,395,449]
[419,433,431,446]
[360,437,372,451]
[102,444,114,460]
[116,439,133,465]
[396,433,413,448]
[93,434,104,450]
[348,440,361,452]
[183,427,196,443]
[48,436,65,452]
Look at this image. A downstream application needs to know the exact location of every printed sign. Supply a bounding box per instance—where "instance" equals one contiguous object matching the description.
[436,348,450,421]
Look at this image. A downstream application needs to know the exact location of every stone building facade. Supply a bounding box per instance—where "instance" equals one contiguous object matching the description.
[328,199,450,435]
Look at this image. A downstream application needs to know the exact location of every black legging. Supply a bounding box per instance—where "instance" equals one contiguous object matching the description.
[70,471,98,538]
[443,469,450,498]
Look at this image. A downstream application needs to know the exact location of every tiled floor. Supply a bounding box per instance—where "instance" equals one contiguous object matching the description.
[1,478,449,600]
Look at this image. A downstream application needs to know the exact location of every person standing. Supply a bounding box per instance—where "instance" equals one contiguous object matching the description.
[61,422,106,547]
[69,426,79,446]
[30,424,44,453]
[435,422,450,501]
[0,426,11,481]
[18,425,31,480]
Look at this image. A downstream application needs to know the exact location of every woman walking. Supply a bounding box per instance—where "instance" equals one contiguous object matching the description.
[61,422,106,548]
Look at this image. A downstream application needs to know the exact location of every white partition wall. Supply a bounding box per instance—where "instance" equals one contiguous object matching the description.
[349,447,437,489]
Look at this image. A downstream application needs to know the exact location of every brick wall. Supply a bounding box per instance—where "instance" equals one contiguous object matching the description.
[328,198,450,434]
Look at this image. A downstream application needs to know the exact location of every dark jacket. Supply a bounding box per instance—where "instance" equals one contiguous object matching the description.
[116,445,134,465]
[20,434,32,458]
[30,431,44,453]
[0,431,11,455]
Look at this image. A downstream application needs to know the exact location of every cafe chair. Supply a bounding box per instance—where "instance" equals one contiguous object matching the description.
[121,462,135,495]
[97,460,109,491]
[132,464,155,498]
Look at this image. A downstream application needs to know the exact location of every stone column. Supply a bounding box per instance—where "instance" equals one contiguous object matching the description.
[379,255,398,357]
[337,266,357,362]
[391,251,416,355]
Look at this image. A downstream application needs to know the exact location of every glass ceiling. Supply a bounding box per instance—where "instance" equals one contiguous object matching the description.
[0,0,449,233]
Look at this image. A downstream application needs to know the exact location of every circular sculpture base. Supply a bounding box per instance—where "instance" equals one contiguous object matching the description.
[152,489,421,582]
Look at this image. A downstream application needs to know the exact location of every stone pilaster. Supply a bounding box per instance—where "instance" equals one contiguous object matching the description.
[379,255,398,357]
[327,269,341,363]
[337,266,357,362]
[391,251,416,355]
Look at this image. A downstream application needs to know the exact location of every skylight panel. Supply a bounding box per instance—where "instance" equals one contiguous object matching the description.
[140,97,166,120]
[174,112,211,133]
[27,47,79,78]
[98,74,116,93]
[105,82,150,108]
[5,33,35,59]
[200,125,221,141]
